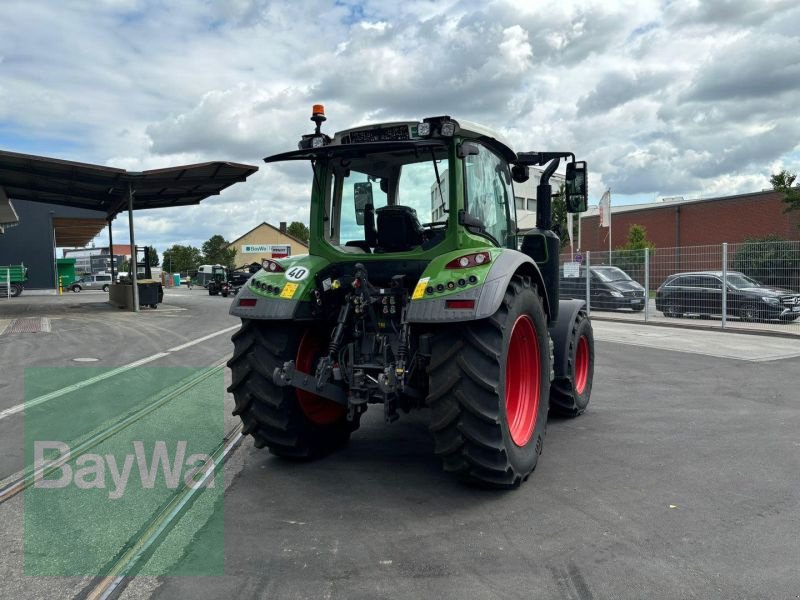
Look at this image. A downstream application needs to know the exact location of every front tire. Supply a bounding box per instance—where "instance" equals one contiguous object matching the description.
[549,309,594,417]
[9,284,22,297]
[427,275,550,488]
[228,320,358,458]
[72,285,81,293]
[740,303,761,322]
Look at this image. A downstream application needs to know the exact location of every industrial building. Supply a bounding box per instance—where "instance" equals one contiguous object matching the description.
[578,189,800,251]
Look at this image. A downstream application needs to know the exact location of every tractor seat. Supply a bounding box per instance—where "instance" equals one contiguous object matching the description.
[375,205,424,252]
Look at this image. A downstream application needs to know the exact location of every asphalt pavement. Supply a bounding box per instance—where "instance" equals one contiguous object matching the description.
[1,289,799,599]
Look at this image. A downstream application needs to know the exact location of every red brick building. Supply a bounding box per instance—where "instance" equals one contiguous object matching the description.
[579,190,800,251]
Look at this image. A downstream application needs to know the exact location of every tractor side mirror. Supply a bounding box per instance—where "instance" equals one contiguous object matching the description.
[511,164,529,183]
[457,142,480,158]
[354,181,373,225]
[565,161,588,213]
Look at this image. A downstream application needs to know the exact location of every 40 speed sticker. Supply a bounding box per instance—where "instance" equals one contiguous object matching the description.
[285,266,309,282]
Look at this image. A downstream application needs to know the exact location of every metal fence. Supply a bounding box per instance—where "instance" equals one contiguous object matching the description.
[559,240,800,334]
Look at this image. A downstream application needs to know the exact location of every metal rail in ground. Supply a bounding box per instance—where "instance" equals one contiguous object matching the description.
[82,421,244,600]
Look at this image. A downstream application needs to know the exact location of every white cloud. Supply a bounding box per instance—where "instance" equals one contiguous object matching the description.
[1,0,799,253]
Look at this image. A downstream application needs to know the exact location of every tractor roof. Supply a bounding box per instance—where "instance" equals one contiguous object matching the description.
[332,118,517,162]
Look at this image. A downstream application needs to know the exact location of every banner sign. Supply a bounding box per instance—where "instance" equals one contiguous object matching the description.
[242,244,291,257]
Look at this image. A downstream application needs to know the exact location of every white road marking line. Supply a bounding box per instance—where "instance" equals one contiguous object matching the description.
[167,324,239,352]
[0,353,168,420]
[0,324,240,421]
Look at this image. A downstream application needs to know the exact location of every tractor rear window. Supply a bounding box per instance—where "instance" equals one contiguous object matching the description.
[325,145,448,254]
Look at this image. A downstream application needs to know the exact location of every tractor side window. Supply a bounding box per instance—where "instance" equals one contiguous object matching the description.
[338,170,387,245]
[463,145,512,246]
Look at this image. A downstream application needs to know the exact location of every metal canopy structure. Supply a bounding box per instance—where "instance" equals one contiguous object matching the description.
[52,217,108,247]
[0,150,258,216]
[0,186,19,233]
[0,149,259,311]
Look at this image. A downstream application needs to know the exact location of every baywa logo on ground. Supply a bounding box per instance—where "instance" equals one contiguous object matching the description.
[34,440,215,499]
[24,366,225,576]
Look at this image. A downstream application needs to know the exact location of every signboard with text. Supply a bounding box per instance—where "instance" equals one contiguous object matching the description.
[242,244,291,258]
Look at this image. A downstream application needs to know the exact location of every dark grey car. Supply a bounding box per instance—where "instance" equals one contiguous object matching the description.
[560,265,646,311]
[655,271,800,321]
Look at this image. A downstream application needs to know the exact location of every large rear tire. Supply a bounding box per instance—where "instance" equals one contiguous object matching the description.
[549,309,594,417]
[427,275,550,488]
[227,320,358,458]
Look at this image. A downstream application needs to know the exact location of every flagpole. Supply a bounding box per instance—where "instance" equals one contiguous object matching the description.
[608,188,612,260]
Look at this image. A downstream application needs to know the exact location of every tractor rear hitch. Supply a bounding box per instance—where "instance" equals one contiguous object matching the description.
[273,361,348,406]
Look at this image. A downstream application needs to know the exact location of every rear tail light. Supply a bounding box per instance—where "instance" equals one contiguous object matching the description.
[445,299,475,310]
[238,298,257,307]
[262,259,284,273]
[445,252,491,269]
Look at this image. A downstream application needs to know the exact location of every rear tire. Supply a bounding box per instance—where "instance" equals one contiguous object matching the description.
[549,309,594,417]
[427,275,550,488]
[228,319,358,459]
[10,284,22,297]
[663,300,681,318]
[72,285,81,293]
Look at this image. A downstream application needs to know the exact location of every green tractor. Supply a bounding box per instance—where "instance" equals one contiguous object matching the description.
[228,107,594,487]
[207,265,229,296]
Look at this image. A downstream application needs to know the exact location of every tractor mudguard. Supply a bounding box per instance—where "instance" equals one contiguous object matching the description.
[229,284,305,319]
[548,299,586,379]
[229,254,328,320]
[474,250,551,320]
[406,250,551,324]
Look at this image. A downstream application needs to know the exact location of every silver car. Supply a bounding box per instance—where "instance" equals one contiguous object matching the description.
[71,274,113,292]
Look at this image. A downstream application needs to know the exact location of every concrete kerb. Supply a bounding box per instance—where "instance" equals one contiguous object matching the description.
[589,314,800,340]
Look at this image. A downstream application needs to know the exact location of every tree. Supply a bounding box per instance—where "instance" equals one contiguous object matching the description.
[202,234,237,270]
[622,224,656,252]
[610,224,656,279]
[287,221,310,244]
[146,246,160,267]
[551,183,576,249]
[732,235,800,289]
[162,244,204,274]
[770,170,800,218]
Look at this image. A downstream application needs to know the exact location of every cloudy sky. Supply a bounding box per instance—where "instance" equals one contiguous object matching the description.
[1,0,799,254]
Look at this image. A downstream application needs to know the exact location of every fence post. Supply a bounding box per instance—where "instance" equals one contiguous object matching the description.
[6,268,9,299]
[585,251,591,316]
[721,243,728,329]
[644,247,650,322]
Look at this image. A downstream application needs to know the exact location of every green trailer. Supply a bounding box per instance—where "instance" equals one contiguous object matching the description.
[0,264,28,297]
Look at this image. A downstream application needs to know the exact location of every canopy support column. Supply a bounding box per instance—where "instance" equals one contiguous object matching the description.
[128,183,139,313]
[108,218,115,281]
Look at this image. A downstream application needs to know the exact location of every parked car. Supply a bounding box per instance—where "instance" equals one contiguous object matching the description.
[655,271,800,321]
[70,273,113,292]
[560,265,646,311]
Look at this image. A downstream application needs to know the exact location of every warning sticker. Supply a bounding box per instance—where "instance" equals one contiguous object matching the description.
[280,282,298,299]
[412,277,430,300]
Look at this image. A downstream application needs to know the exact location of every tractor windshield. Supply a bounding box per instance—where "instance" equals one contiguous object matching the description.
[323,143,450,253]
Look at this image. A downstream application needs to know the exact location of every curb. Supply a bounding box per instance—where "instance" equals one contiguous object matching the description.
[589,315,800,340]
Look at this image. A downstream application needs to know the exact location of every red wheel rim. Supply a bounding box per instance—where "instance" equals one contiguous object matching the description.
[574,335,589,395]
[505,315,540,447]
[296,330,346,425]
